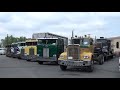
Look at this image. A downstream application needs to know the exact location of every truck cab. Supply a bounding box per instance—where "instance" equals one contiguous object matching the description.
[95,37,114,60]
[58,35,94,72]
[17,42,26,59]
[11,43,19,58]
[37,38,64,64]
[24,39,38,61]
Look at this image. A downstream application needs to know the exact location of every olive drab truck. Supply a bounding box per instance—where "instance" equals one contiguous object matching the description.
[17,42,26,59]
[37,38,64,64]
[24,39,38,61]
[58,35,105,72]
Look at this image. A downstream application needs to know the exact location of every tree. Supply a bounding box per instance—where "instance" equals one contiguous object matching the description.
[1,35,27,47]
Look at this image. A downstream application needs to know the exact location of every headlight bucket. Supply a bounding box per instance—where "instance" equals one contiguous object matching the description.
[83,55,89,59]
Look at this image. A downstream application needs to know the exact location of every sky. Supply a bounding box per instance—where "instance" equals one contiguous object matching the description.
[0,12,120,41]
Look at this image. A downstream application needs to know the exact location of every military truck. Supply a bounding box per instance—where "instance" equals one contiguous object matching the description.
[58,35,105,72]
[95,37,114,61]
[37,38,64,64]
[24,39,38,61]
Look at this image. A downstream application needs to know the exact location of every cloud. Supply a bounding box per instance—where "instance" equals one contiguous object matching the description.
[0,12,120,40]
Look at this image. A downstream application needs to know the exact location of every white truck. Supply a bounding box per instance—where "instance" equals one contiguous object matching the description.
[17,42,26,59]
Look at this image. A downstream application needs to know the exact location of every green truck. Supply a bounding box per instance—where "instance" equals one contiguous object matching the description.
[37,38,64,64]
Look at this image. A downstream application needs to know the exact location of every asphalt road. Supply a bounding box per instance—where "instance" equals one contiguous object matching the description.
[0,55,120,78]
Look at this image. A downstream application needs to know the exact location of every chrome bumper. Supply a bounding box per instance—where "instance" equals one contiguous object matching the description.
[27,55,38,60]
[58,60,92,66]
[37,56,57,62]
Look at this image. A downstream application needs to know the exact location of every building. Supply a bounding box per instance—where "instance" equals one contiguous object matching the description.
[32,32,68,49]
[108,36,120,56]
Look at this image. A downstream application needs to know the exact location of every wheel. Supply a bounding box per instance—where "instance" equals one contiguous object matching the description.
[87,60,94,72]
[98,55,104,65]
[27,59,31,61]
[54,61,58,65]
[60,65,67,71]
[110,55,113,59]
[38,61,43,64]
[87,65,94,72]
[18,57,21,59]
[104,56,108,61]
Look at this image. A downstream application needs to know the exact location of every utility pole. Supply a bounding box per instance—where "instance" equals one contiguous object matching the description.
[7,34,8,46]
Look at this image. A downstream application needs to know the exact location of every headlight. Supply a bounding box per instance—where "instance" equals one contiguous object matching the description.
[24,53,28,56]
[83,55,89,59]
[53,54,56,57]
[60,55,64,58]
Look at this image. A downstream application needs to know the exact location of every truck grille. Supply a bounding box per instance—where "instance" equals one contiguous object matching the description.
[21,48,25,55]
[43,48,49,58]
[29,48,34,55]
[67,45,80,60]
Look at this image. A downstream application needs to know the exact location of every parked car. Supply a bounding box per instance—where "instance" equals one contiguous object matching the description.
[0,48,6,55]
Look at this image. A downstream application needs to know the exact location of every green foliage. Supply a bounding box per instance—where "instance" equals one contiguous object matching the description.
[1,35,27,47]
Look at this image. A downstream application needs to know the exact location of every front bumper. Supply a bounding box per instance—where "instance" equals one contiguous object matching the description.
[37,56,57,62]
[27,55,38,61]
[58,60,92,66]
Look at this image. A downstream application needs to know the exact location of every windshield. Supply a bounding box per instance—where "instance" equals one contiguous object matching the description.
[26,42,37,46]
[72,39,80,44]
[12,44,18,47]
[96,39,107,43]
[19,43,25,46]
[81,38,90,46]
[38,39,57,45]
[96,39,108,46]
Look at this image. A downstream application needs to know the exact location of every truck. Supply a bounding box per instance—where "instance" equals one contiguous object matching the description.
[37,38,64,64]
[58,35,105,72]
[17,42,26,59]
[6,44,12,57]
[10,43,19,58]
[95,37,114,61]
[23,39,38,61]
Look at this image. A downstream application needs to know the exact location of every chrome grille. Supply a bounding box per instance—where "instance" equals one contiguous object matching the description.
[29,48,34,55]
[21,48,25,55]
[67,45,80,60]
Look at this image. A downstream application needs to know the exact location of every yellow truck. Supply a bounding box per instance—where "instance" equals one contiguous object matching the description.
[24,39,38,61]
[58,35,104,72]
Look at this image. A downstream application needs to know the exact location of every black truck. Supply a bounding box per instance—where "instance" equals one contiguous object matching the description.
[94,37,114,62]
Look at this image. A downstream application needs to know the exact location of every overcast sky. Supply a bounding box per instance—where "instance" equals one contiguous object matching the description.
[0,12,120,40]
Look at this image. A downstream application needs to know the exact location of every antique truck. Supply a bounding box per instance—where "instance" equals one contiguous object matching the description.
[6,44,12,57]
[37,38,64,64]
[11,43,19,58]
[17,42,26,59]
[95,37,114,61]
[23,39,38,61]
[58,35,105,72]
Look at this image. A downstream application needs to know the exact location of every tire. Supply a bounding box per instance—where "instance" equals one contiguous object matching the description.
[104,56,108,61]
[98,55,104,65]
[38,61,43,64]
[54,61,58,65]
[18,57,21,59]
[60,65,67,71]
[27,59,31,61]
[87,65,94,72]
[111,55,113,59]
[87,60,94,72]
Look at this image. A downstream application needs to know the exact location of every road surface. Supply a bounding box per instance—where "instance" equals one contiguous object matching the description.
[0,55,119,78]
